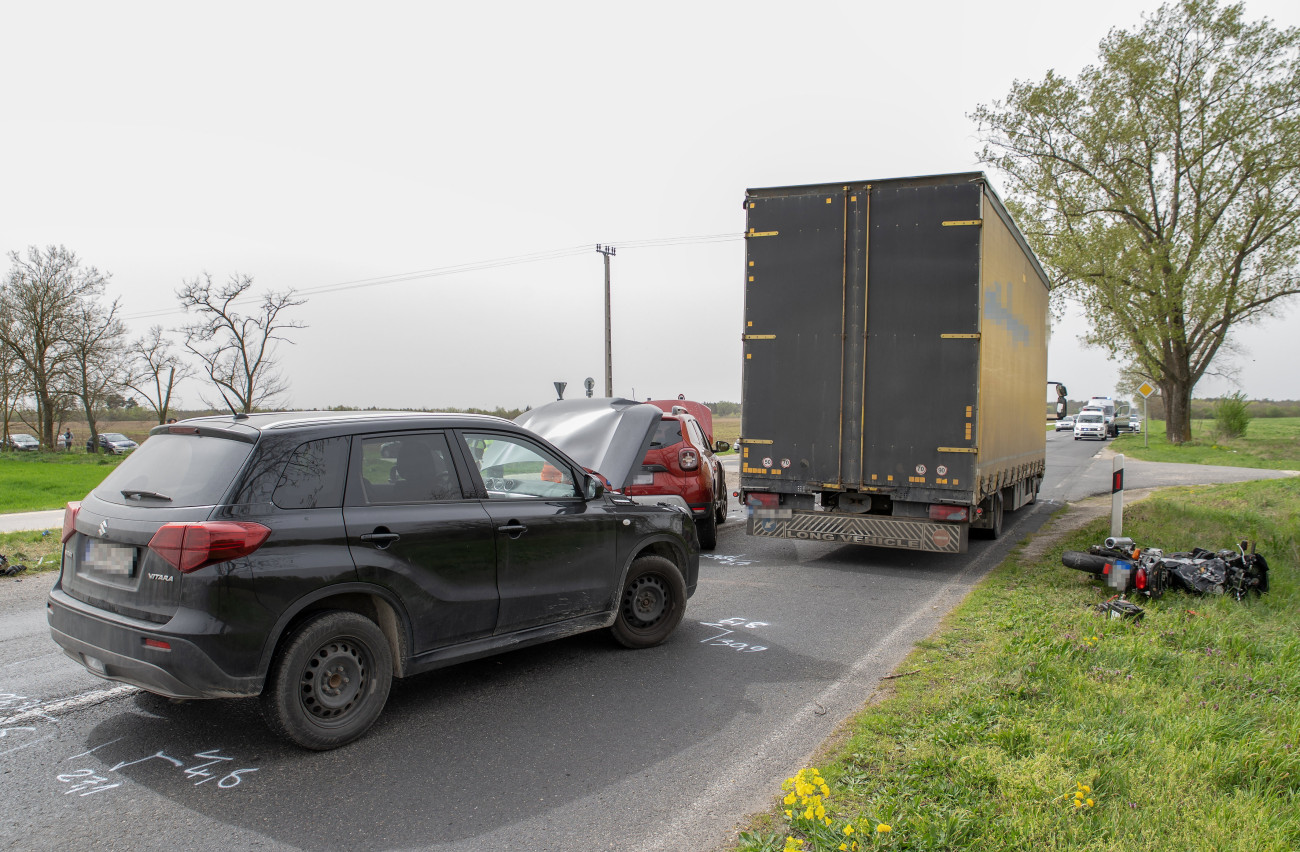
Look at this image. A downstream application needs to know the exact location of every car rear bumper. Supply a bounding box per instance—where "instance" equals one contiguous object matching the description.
[47,588,261,699]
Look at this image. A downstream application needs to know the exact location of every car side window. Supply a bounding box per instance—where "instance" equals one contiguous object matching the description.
[685,420,707,449]
[460,432,578,499]
[273,437,350,509]
[358,432,462,504]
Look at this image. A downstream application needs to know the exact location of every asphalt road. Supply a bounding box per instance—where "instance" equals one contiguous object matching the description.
[0,436,1292,852]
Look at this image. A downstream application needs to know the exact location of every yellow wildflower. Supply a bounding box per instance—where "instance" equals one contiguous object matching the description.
[876,823,891,833]
[1086,799,1095,807]
[844,825,855,835]
[1073,799,1083,808]
[784,793,797,806]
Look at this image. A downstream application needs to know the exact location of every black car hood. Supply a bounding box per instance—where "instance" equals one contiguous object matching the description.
[516,398,661,491]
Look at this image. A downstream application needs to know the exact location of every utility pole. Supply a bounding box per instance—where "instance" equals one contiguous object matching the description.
[596,244,616,397]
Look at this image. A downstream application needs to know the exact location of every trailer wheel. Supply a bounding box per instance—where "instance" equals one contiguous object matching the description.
[974,493,1004,540]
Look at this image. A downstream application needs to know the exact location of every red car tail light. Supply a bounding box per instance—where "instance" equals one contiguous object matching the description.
[147,522,272,574]
[62,502,82,544]
[678,447,700,471]
[928,504,969,522]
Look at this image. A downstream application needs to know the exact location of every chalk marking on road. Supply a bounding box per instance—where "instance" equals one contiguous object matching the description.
[66,737,125,761]
[0,733,55,757]
[643,518,1025,852]
[0,685,138,728]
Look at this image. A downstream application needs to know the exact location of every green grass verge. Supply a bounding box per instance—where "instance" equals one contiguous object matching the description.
[1112,417,1300,470]
[734,477,1300,852]
[0,529,63,574]
[0,452,123,513]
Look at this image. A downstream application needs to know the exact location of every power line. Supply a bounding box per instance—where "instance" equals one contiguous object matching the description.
[121,231,744,323]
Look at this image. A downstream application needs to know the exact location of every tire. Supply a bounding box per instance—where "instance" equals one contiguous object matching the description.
[714,468,727,525]
[260,611,393,750]
[610,555,687,649]
[974,492,1004,540]
[696,510,718,550]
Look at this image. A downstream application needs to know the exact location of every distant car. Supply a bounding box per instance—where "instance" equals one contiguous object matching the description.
[1054,416,1076,432]
[6,433,40,451]
[1125,417,1143,433]
[97,433,139,454]
[1073,412,1107,440]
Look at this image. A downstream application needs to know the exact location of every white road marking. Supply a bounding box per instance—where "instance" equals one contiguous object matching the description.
[0,685,138,728]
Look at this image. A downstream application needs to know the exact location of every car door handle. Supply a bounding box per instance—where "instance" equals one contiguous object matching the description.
[360,532,401,548]
[497,523,527,538]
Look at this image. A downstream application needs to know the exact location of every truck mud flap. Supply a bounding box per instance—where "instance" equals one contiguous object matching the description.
[747,512,966,553]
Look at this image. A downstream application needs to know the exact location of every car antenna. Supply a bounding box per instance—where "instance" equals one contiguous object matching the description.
[218,388,249,421]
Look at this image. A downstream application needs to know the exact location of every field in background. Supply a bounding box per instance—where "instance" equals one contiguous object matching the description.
[1112,417,1300,470]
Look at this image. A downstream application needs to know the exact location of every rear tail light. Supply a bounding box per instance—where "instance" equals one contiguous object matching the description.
[1135,567,1147,590]
[745,492,779,509]
[62,502,82,543]
[147,522,272,574]
[928,504,969,522]
[678,447,700,471]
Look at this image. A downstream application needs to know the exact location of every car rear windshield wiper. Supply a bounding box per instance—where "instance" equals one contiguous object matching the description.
[121,489,172,502]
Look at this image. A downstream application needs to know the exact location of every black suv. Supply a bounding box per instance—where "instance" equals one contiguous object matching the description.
[48,411,699,749]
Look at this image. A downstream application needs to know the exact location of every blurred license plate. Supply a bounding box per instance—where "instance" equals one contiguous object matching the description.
[83,539,136,576]
[632,473,654,485]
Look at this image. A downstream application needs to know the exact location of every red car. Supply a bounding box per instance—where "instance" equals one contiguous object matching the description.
[516,398,732,550]
[621,401,730,550]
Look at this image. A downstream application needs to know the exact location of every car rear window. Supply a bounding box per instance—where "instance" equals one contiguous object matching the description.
[92,433,254,508]
[649,420,683,448]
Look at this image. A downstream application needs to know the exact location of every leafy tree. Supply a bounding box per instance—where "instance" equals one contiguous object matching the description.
[177,273,306,414]
[125,325,194,424]
[0,246,112,447]
[973,0,1300,443]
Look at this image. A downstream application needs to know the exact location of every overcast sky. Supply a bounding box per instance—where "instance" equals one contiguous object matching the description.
[3,0,1297,412]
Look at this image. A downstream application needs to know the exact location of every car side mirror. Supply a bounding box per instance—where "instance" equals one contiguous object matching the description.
[584,475,605,500]
[714,440,731,453]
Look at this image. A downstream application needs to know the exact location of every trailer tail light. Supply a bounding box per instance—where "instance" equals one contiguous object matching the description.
[928,504,969,522]
[745,492,779,509]
[678,447,700,471]
[143,638,172,651]
[62,502,82,543]
[148,522,272,574]
[1135,567,1147,590]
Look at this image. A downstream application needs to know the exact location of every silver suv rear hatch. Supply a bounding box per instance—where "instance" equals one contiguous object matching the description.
[61,430,255,623]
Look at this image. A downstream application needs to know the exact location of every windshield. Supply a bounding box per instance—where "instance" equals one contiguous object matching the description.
[649,420,683,449]
[93,433,253,507]
[1077,414,1103,423]
[102,433,129,441]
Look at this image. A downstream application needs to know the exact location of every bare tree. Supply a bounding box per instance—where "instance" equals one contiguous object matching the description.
[66,297,129,448]
[0,333,31,447]
[0,246,111,448]
[176,273,306,414]
[125,325,194,424]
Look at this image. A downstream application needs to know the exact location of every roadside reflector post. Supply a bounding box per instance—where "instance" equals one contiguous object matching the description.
[1111,454,1125,538]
